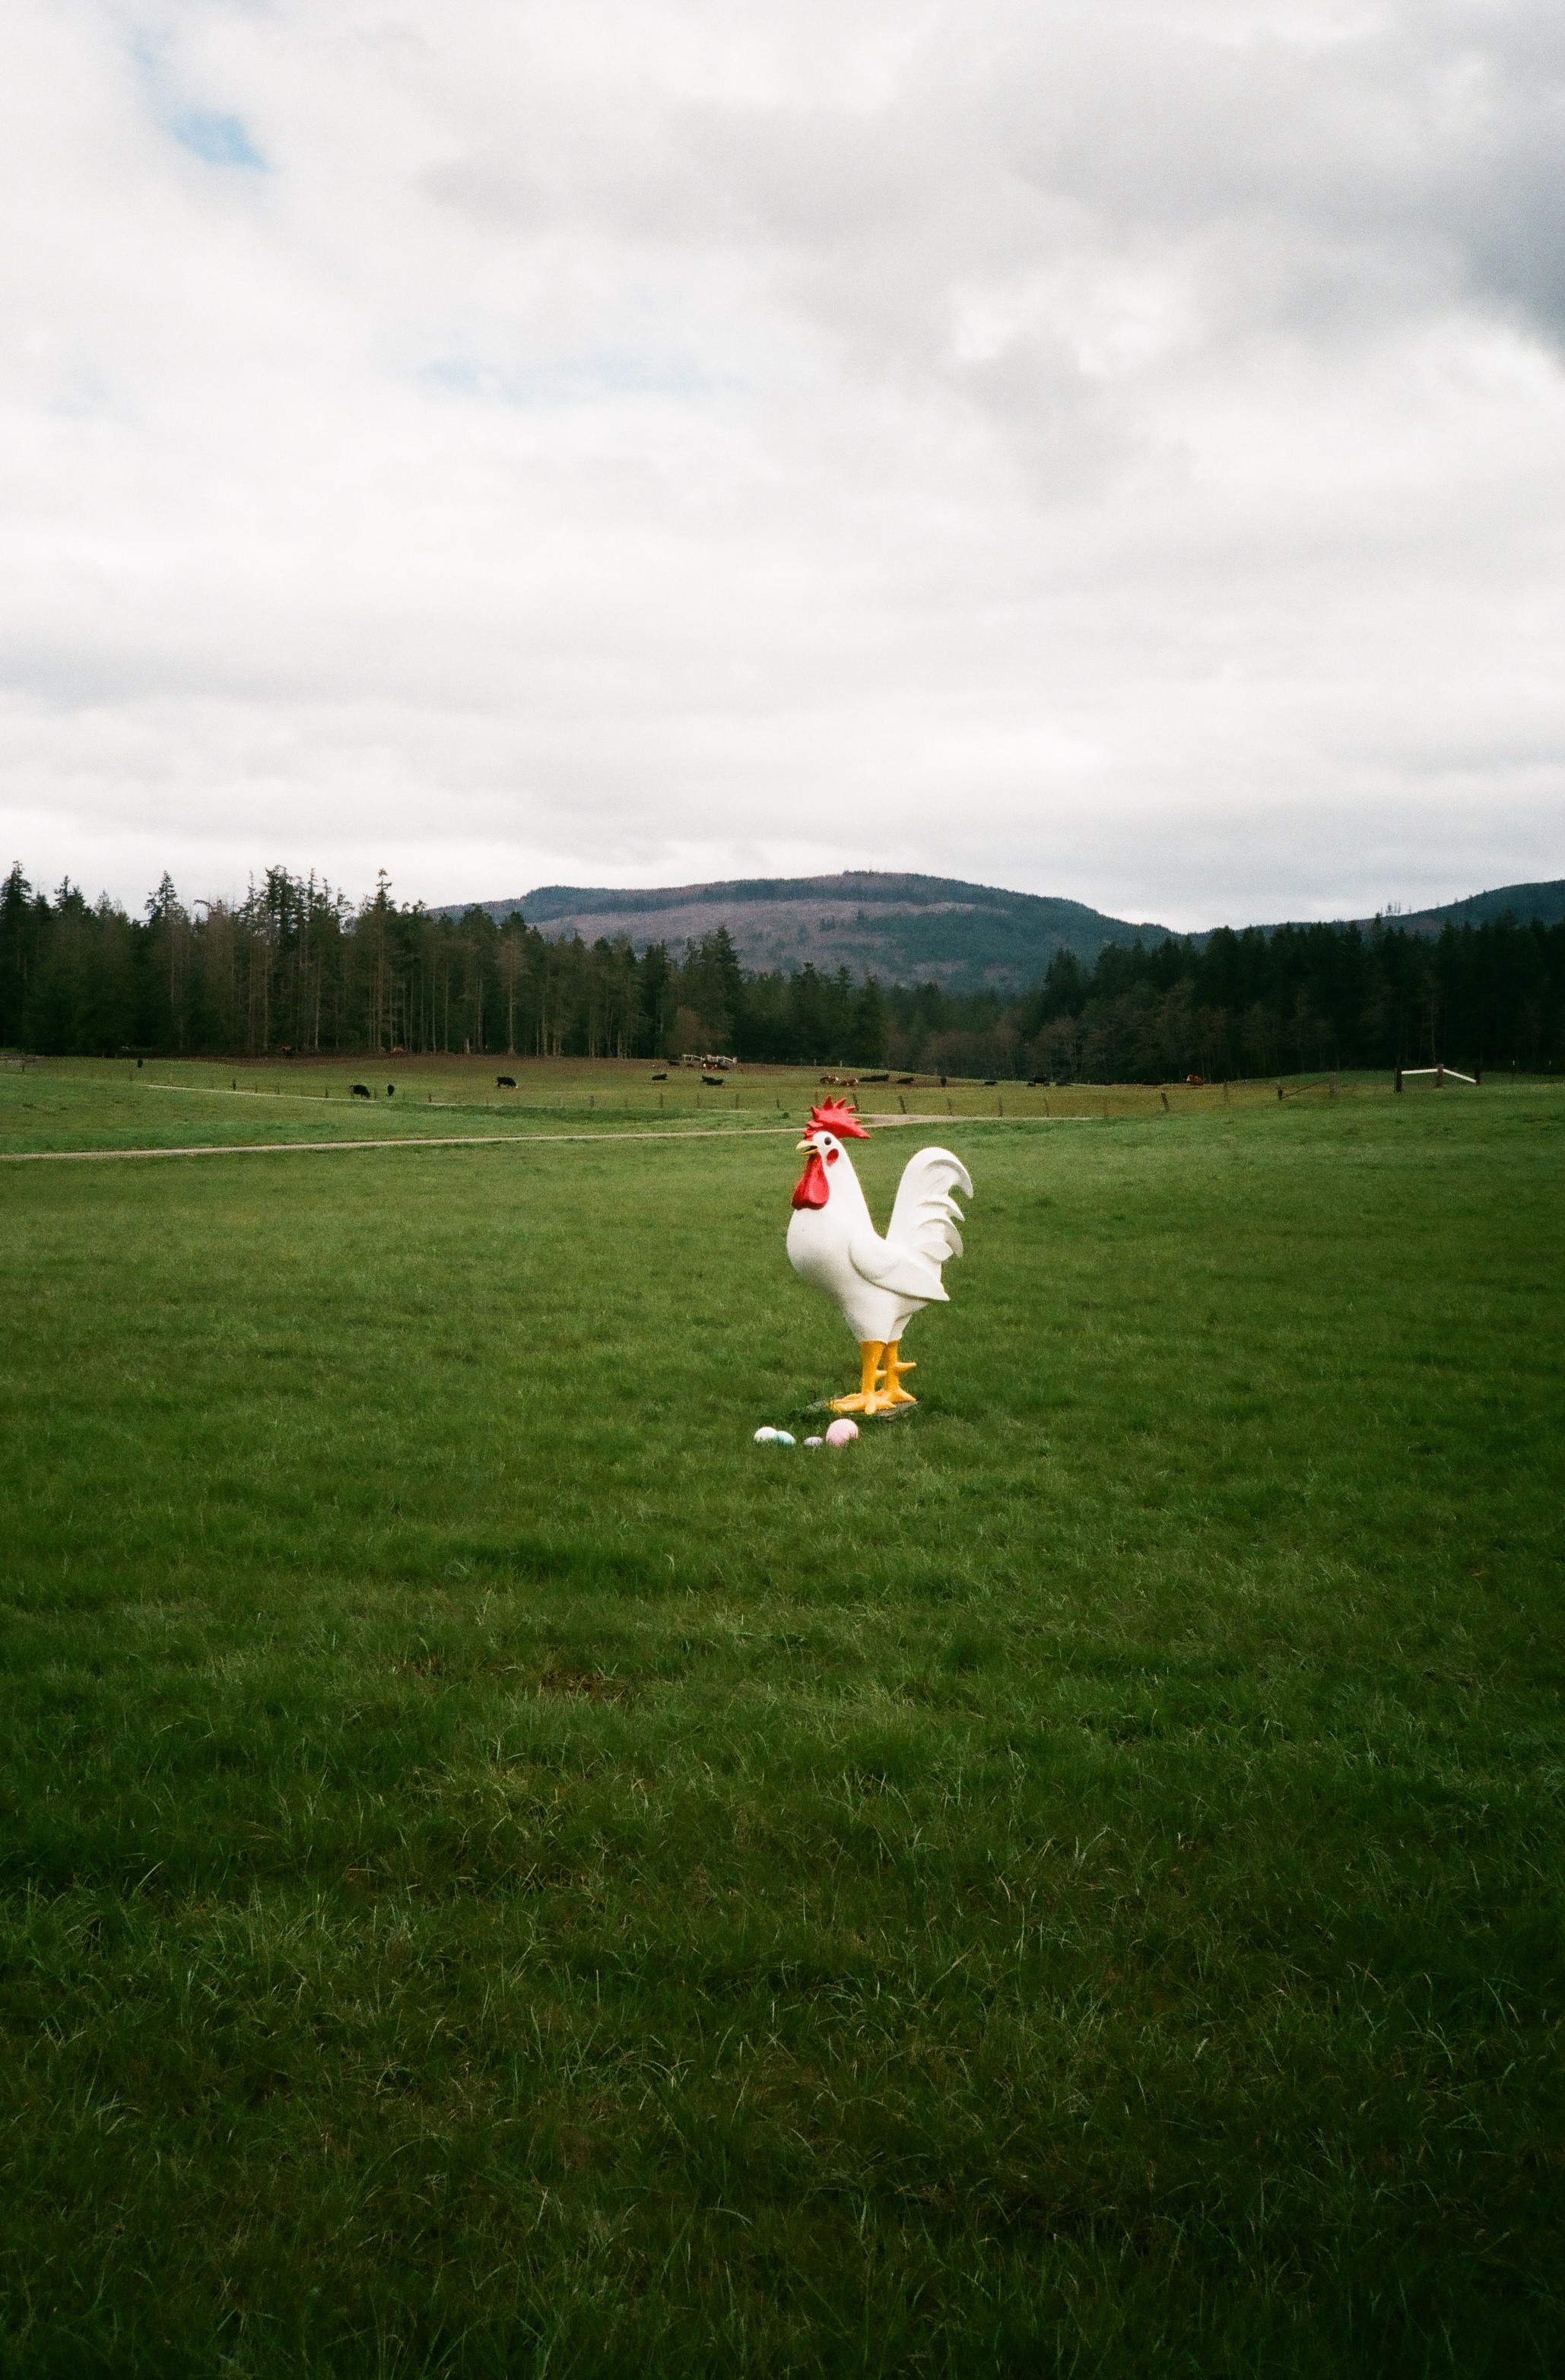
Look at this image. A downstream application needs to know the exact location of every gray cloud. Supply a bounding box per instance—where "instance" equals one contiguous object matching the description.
[0,0,1560,929]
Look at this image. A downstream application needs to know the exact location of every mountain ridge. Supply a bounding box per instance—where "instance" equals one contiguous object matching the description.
[1368,878,1565,936]
[448,871,1175,992]
[436,869,1563,995]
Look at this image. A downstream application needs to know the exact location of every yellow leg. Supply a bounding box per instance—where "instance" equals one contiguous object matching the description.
[881,1340,917,1404]
[830,1341,886,1414]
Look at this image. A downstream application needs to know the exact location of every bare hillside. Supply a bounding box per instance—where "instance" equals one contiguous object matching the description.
[448,871,1172,992]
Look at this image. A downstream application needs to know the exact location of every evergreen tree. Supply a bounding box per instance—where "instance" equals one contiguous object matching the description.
[0,858,1558,1077]
[849,974,887,1066]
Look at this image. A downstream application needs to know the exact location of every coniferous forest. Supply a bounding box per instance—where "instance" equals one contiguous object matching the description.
[2,860,1560,1080]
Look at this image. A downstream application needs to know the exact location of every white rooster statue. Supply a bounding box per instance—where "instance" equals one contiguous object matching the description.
[787,1099,973,1415]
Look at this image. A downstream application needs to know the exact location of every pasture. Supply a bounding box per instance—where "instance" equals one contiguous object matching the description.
[0,1052,1240,1159]
[0,1064,1560,2375]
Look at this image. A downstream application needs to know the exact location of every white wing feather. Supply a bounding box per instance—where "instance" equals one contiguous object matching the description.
[846,1145,973,1306]
[847,1230,949,1303]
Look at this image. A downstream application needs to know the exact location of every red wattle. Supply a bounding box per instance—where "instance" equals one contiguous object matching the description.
[792,1149,830,1210]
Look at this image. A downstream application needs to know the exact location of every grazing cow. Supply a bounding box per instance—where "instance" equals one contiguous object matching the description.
[386,1084,395,1097]
[701,1073,727,1087]
[351,1083,371,1099]
[1185,1074,1205,1087]
[895,1074,915,1086]
[650,1069,668,1081]
[496,1074,516,1088]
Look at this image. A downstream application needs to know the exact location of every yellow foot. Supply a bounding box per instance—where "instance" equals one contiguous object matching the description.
[831,1341,886,1414]
[881,1342,918,1405]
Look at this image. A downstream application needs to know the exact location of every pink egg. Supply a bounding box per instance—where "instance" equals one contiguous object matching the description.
[824,1418,859,1448]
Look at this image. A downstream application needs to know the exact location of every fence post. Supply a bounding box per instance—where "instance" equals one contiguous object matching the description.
[1394,1065,1404,1093]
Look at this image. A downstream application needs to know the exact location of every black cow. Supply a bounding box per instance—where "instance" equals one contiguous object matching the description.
[496,1074,516,1088]
[351,1083,371,1099]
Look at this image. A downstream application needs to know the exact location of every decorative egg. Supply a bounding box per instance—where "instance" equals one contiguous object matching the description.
[804,1436,824,1448]
[753,1426,778,1443]
[824,1418,859,1447]
[774,1430,797,1447]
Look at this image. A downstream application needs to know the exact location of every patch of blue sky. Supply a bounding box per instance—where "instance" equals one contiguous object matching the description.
[167,108,266,168]
[132,31,267,170]
[421,353,730,405]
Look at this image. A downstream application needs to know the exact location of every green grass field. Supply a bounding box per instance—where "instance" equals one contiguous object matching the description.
[1,1065,1560,2375]
[0,1052,1252,1157]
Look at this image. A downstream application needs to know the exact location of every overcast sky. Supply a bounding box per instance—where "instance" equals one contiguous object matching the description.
[2,1,1563,931]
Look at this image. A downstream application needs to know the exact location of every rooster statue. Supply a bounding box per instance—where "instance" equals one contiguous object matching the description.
[787,1099,973,1415]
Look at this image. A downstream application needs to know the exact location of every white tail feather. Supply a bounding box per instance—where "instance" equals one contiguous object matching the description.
[886,1147,972,1277]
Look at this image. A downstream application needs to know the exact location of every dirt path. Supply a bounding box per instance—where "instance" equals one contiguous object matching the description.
[0,1114,1082,1165]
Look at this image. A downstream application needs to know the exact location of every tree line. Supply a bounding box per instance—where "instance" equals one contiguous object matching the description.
[2,861,1560,1078]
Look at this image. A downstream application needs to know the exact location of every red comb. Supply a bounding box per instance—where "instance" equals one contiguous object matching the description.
[807,1098,869,1140]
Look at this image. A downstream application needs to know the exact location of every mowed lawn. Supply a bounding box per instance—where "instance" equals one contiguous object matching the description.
[0,1087,1560,2376]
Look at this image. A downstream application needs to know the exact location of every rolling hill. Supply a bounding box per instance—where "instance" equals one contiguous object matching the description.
[452,872,1174,992]
[1379,878,1565,936]
[441,870,1564,992]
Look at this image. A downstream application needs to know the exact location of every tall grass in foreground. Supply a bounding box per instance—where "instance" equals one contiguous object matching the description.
[0,1091,1560,2375]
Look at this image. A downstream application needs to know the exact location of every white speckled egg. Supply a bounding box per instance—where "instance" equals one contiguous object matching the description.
[753,1426,778,1444]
